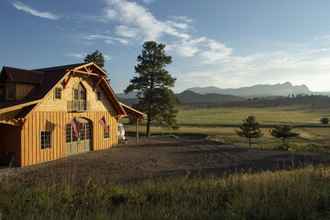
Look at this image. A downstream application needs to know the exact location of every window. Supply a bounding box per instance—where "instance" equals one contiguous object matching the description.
[97,92,101,101]
[41,131,51,149]
[6,84,16,100]
[66,124,72,143]
[54,87,62,99]
[104,125,110,139]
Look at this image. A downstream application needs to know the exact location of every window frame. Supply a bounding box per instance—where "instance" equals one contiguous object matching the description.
[40,131,51,149]
[54,87,62,100]
[104,125,110,139]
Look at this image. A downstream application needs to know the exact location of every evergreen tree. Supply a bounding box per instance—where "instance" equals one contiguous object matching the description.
[84,50,105,68]
[125,41,178,137]
[271,125,299,149]
[236,116,263,147]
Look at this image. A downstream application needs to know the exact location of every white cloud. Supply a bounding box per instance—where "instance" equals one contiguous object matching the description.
[104,0,191,41]
[12,1,60,20]
[66,52,111,61]
[84,34,129,45]
[174,46,330,92]
[115,25,139,38]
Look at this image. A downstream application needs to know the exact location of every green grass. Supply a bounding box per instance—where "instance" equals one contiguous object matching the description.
[125,106,330,152]
[1,166,330,219]
[176,106,330,126]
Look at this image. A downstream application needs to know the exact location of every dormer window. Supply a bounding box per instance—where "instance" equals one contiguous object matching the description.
[54,87,62,99]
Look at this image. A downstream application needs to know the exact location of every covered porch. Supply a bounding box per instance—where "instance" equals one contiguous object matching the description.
[119,102,145,143]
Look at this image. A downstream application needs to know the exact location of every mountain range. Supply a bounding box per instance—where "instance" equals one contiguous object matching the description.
[188,82,313,97]
[117,82,330,106]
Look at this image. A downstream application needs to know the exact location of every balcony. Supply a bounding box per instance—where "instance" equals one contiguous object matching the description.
[67,100,89,112]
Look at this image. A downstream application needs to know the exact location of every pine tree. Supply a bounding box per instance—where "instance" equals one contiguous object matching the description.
[236,116,263,147]
[271,125,299,149]
[125,41,178,137]
[84,50,105,68]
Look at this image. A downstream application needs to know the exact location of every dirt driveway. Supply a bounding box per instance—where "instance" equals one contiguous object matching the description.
[3,137,330,185]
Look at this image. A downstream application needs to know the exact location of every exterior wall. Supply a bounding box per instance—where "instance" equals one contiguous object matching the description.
[20,111,118,167]
[0,124,21,165]
[19,74,120,167]
[36,75,116,115]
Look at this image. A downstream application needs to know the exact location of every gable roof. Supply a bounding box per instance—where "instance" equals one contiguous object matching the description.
[0,63,126,118]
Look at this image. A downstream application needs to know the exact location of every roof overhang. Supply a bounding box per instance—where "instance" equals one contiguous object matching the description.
[120,102,146,119]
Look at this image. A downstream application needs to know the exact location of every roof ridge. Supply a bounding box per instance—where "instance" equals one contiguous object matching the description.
[33,63,86,72]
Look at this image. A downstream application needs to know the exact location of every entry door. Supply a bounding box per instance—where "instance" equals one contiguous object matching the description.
[66,121,92,155]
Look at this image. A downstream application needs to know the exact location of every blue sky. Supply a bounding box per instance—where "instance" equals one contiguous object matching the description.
[1,0,330,92]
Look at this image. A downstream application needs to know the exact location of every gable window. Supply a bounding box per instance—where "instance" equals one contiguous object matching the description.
[54,87,62,99]
[104,125,110,139]
[41,131,51,149]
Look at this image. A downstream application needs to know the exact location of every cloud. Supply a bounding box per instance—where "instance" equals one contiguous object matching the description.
[66,52,111,61]
[115,25,139,38]
[84,34,129,45]
[104,0,191,41]
[12,1,60,20]
[174,46,330,92]
[101,0,233,65]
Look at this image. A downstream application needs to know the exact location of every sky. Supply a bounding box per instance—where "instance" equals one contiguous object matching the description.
[1,0,330,92]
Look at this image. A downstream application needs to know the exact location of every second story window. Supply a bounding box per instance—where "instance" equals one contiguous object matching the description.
[54,87,62,99]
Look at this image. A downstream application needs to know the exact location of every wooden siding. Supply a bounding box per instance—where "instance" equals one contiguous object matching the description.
[20,111,118,166]
[36,75,116,114]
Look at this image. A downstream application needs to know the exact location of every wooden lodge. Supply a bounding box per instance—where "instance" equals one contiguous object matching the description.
[0,62,144,167]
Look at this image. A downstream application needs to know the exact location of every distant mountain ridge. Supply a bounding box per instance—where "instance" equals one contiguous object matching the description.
[188,82,312,97]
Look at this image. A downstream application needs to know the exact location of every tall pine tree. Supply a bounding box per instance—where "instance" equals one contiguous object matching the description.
[125,41,178,137]
[84,50,105,68]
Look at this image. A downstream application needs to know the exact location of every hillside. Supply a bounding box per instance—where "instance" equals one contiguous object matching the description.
[189,82,312,97]
[176,90,245,106]
[118,90,245,106]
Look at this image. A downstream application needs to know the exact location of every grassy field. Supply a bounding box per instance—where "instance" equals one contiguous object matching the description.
[125,106,330,152]
[176,106,330,126]
[1,166,330,219]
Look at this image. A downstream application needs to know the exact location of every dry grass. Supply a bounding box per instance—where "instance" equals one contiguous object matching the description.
[1,166,330,219]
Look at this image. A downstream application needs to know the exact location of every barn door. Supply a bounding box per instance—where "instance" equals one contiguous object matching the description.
[66,118,93,155]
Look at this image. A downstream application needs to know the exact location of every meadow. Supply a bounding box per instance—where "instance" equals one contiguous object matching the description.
[1,166,330,220]
[126,105,330,152]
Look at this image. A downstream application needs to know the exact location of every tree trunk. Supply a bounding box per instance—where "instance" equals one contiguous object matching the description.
[249,138,252,148]
[146,114,151,137]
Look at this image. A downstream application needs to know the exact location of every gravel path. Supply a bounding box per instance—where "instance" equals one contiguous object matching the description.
[2,137,330,185]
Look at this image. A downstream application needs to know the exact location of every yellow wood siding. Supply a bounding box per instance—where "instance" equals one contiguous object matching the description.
[36,75,116,114]
[20,111,118,166]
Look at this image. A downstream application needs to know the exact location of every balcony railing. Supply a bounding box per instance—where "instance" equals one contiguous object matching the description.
[67,100,89,112]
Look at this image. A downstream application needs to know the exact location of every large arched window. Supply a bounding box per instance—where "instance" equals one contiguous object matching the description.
[70,83,87,112]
